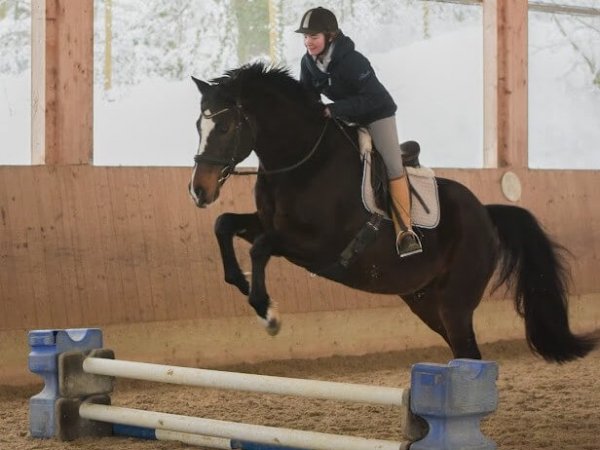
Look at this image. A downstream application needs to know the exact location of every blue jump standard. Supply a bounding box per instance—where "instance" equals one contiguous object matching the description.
[113,424,307,450]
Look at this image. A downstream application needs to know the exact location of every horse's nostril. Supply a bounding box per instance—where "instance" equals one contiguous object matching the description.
[188,182,204,204]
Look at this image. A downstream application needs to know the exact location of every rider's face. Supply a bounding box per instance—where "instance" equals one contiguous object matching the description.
[304,33,327,56]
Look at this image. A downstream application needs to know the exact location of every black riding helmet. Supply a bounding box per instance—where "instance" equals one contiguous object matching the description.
[295,7,339,34]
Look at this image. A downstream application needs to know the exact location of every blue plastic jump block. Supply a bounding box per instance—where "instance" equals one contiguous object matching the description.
[410,359,498,450]
[28,328,103,438]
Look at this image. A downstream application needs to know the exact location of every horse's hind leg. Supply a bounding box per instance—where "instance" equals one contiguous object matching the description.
[402,290,451,348]
[403,275,484,359]
[441,307,481,360]
[436,272,487,360]
[214,212,263,295]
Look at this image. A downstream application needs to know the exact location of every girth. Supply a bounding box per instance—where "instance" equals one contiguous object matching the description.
[338,214,383,268]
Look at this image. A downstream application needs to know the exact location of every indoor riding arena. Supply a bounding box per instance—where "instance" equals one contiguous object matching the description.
[1,1,599,449]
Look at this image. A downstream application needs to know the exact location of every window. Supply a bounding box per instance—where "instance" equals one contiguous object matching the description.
[93,0,237,166]
[0,0,31,165]
[93,0,483,168]
[529,1,600,169]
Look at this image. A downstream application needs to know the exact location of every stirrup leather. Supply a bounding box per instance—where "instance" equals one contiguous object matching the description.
[395,229,423,258]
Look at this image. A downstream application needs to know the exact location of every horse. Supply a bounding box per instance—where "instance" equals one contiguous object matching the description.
[188,62,596,363]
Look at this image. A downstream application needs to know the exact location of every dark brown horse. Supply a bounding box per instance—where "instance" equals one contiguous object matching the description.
[189,62,595,363]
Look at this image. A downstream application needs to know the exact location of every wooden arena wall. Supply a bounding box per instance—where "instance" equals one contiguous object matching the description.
[1,166,599,328]
[1,167,599,385]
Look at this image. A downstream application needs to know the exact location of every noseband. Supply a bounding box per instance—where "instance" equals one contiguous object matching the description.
[193,104,330,180]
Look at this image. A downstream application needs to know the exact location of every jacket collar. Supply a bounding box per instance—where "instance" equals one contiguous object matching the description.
[313,42,335,72]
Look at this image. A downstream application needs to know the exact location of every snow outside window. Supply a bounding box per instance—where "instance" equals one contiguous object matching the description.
[528,1,600,169]
[92,0,484,168]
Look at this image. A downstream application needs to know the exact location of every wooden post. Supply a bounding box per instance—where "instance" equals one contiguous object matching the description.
[268,0,278,62]
[483,0,528,168]
[233,0,269,64]
[31,0,94,165]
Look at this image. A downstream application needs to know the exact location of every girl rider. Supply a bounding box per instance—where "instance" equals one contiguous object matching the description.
[296,6,422,257]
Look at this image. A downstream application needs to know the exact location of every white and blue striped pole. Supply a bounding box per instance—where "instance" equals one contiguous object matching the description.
[113,424,308,450]
[84,403,405,450]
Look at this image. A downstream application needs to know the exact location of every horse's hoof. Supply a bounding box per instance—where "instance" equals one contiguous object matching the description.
[266,319,281,336]
[258,301,281,336]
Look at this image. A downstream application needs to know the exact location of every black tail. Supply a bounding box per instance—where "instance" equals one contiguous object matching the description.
[486,204,597,363]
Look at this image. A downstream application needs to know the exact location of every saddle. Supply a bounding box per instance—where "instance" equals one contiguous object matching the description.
[319,126,441,273]
[357,127,440,229]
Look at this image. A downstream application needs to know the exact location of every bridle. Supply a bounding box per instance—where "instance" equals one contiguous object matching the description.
[193,104,329,181]
[193,105,251,185]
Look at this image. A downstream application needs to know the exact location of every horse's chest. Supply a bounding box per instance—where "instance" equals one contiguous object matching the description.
[256,180,351,243]
[272,203,320,232]
[257,195,324,238]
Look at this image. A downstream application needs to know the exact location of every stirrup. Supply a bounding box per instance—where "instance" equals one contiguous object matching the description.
[395,229,423,258]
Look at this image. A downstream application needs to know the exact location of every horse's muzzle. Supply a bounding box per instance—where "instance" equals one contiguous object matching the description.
[189,164,224,207]
[188,182,211,208]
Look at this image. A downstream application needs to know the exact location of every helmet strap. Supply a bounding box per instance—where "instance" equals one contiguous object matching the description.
[317,32,337,59]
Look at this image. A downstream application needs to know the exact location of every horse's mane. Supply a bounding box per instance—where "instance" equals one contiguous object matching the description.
[211,61,319,111]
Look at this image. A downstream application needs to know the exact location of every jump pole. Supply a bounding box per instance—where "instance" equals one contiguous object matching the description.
[29,328,499,450]
[72,355,411,449]
[82,356,408,406]
[83,403,407,450]
[111,424,306,450]
[80,357,410,449]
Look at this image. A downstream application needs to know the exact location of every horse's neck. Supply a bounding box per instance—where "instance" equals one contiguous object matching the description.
[256,117,361,196]
[254,113,327,171]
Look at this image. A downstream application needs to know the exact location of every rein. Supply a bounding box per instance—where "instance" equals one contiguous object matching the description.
[258,119,329,175]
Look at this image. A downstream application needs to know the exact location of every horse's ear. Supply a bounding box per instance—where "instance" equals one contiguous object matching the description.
[191,76,211,95]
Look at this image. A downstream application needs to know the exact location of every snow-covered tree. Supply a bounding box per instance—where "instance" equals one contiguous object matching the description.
[0,0,30,74]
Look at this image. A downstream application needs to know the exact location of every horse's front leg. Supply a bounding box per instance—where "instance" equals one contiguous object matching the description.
[214,212,263,295]
[248,233,280,336]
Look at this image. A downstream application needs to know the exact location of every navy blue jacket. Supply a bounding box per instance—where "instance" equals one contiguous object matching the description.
[299,33,397,125]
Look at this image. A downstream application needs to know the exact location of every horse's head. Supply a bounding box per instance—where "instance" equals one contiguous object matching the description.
[188,76,254,208]
[189,62,325,207]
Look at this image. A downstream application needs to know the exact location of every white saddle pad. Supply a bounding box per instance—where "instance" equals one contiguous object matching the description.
[359,128,440,229]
